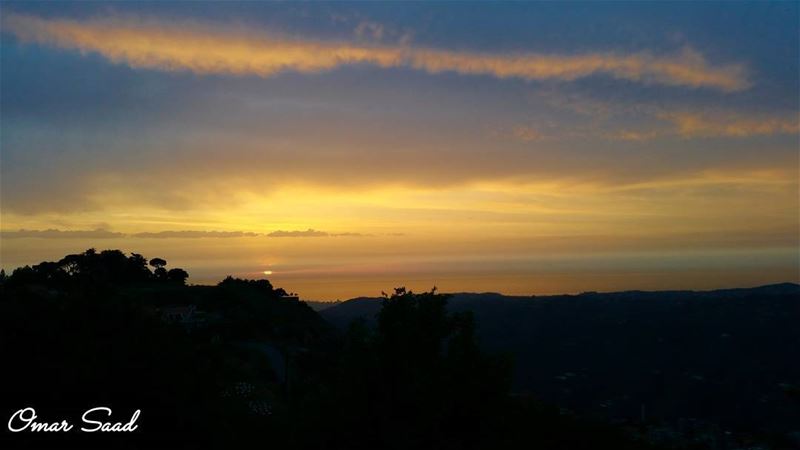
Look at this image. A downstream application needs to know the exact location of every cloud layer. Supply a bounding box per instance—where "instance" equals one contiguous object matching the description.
[3,13,748,91]
[0,229,371,239]
[0,229,125,239]
[130,230,259,238]
[266,229,367,238]
[510,90,800,143]
[661,111,800,138]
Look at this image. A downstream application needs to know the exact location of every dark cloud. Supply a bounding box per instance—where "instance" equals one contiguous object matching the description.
[0,228,124,239]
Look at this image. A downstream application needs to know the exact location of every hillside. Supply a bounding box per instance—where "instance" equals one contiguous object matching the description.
[321,284,800,444]
[0,249,662,450]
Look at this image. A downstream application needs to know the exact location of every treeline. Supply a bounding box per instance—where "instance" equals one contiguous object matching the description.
[0,249,658,450]
[1,248,189,288]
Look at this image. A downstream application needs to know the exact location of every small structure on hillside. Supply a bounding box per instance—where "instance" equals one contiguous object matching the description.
[160,304,207,330]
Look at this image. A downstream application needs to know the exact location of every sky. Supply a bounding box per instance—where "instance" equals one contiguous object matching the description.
[1,2,798,300]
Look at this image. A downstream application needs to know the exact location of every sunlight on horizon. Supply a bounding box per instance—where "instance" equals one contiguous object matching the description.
[1,3,797,299]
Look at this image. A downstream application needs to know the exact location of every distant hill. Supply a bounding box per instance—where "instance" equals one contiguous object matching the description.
[318,296,383,324]
[302,300,341,312]
[321,284,800,436]
[321,284,800,329]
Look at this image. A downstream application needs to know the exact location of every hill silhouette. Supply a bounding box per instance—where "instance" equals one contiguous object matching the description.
[0,249,664,450]
[322,284,800,447]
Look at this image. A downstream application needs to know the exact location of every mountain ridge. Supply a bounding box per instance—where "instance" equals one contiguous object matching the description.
[318,282,800,328]
[319,282,800,436]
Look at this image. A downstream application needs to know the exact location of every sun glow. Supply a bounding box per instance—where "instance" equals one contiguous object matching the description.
[0,5,797,300]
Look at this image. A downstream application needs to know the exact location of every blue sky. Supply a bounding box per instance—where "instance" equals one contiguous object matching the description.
[1,2,798,299]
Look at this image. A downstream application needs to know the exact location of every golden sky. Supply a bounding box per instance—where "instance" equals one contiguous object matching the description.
[1,4,798,299]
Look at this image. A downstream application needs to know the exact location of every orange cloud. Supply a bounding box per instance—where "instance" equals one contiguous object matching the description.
[511,125,542,142]
[522,90,798,141]
[660,111,800,138]
[2,12,748,91]
[607,111,799,141]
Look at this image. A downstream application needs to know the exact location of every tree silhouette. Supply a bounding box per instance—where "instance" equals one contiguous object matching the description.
[167,268,189,285]
[305,287,511,450]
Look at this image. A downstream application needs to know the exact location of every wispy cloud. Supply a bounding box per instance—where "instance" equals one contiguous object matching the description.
[510,125,543,142]
[0,228,373,239]
[266,229,370,237]
[131,230,260,238]
[330,232,370,237]
[512,90,799,142]
[267,229,329,237]
[2,12,748,91]
[607,111,799,141]
[354,20,385,41]
[659,111,800,138]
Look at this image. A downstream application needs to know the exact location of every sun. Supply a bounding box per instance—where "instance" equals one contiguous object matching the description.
[263,270,273,275]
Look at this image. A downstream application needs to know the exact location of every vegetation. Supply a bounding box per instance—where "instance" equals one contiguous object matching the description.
[322,287,800,449]
[0,249,673,449]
